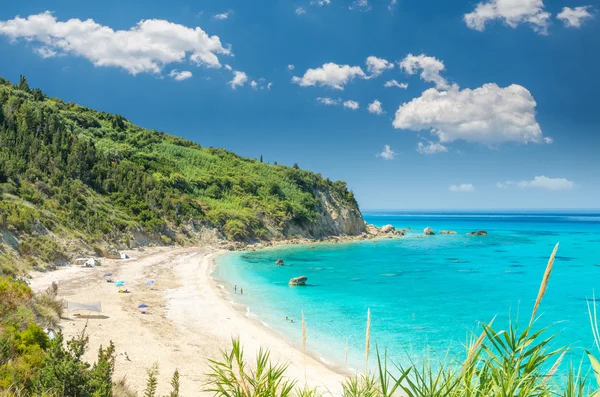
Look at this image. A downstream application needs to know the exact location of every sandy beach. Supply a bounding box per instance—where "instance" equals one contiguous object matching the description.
[29,245,346,396]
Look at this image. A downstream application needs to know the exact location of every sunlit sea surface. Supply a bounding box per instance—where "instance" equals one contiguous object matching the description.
[213,211,600,372]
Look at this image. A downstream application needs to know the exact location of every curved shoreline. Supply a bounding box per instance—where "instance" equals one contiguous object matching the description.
[29,245,349,395]
[206,250,354,381]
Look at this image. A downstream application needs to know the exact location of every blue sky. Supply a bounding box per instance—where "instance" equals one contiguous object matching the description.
[0,0,598,210]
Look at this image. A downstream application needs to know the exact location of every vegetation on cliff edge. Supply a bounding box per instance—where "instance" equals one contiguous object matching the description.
[0,75,359,274]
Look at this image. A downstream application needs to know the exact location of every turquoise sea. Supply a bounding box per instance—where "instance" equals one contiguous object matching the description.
[213,211,600,372]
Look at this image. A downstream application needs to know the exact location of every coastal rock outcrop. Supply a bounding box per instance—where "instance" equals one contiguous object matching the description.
[380,225,395,233]
[289,276,307,286]
[283,187,366,239]
[424,227,435,235]
[439,230,457,235]
[276,258,285,266]
[467,230,488,236]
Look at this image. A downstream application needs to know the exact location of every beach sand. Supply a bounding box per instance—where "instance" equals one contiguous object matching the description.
[30,246,346,396]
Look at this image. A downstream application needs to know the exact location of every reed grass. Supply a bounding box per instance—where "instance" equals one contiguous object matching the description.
[302,310,307,384]
[531,242,559,325]
[365,308,371,373]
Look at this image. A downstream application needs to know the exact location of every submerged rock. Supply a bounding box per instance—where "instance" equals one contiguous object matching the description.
[289,276,307,286]
[276,258,285,266]
[467,230,488,236]
[439,230,457,235]
[424,227,435,235]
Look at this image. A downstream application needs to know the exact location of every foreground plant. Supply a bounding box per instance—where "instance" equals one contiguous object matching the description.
[205,338,296,397]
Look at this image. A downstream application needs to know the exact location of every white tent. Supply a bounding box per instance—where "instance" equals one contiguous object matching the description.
[74,258,100,267]
[67,301,102,313]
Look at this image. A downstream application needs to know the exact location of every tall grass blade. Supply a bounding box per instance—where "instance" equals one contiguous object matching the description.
[365,308,371,373]
[302,310,307,384]
[530,242,559,325]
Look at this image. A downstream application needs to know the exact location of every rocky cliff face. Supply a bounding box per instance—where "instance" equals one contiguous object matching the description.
[283,187,366,239]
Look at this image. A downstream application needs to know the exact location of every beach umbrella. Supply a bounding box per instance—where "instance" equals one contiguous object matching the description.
[104,273,112,277]
[137,304,149,309]
[145,280,155,286]
[115,280,125,287]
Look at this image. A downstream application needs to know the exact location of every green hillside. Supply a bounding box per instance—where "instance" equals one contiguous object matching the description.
[0,75,361,274]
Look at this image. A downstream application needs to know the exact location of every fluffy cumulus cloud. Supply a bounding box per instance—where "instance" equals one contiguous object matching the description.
[228,71,248,89]
[0,11,231,75]
[417,141,448,154]
[384,79,408,89]
[368,99,384,115]
[376,145,396,160]
[393,84,544,144]
[343,100,359,110]
[292,62,366,90]
[557,6,593,27]
[399,54,449,89]
[464,0,551,34]
[169,69,193,81]
[366,56,394,76]
[287,64,295,70]
[295,7,307,15]
[499,176,575,190]
[316,97,341,106]
[449,183,475,192]
[311,0,331,6]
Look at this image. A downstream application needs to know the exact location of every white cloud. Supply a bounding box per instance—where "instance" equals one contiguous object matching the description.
[212,12,230,20]
[224,64,233,71]
[292,62,366,90]
[388,0,398,11]
[317,97,341,106]
[250,80,258,89]
[399,54,449,89]
[366,56,394,76]
[169,69,193,81]
[449,183,475,192]
[287,64,295,70]
[267,82,272,90]
[34,46,57,58]
[517,176,575,190]
[464,0,551,34]
[543,136,553,144]
[228,71,248,89]
[393,83,544,144]
[384,79,408,89]
[376,145,396,160]
[343,100,359,110]
[350,0,372,11]
[311,0,331,6]
[368,100,384,115]
[0,11,231,75]
[417,141,448,154]
[296,7,307,15]
[557,6,593,28]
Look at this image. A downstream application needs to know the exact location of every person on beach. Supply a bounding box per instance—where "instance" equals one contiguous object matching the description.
[240,287,243,295]
[234,285,237,293]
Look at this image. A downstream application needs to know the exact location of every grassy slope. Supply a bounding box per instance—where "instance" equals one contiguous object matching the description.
[0,76,361,274]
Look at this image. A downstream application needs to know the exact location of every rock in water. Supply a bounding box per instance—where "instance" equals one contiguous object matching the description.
[380,225,396,233]
[276,258,285,266]
[424,227,435,235]
[439,230,457,235]
[467,230,488,236]
[289,276,307,286]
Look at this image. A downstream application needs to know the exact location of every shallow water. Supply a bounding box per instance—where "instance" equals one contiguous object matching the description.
[213,211,600,372]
